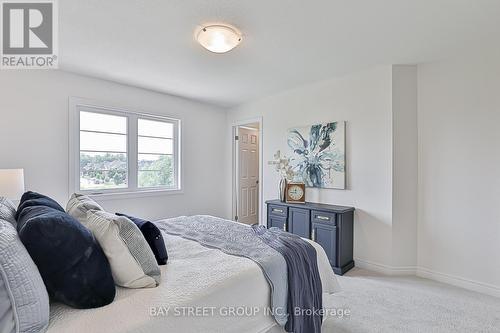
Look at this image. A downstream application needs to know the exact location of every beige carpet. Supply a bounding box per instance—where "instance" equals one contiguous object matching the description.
[322,268,500,333]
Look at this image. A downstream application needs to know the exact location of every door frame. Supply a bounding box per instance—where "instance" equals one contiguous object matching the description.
[232,116,263,225]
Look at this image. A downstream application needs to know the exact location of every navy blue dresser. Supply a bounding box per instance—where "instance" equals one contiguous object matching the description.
[266,200,355,275]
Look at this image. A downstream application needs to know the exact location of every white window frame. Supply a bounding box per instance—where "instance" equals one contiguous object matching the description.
[69,97,182,200]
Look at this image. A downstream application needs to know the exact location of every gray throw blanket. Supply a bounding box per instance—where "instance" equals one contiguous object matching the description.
[154,215,289,326]
[253,225,323,333]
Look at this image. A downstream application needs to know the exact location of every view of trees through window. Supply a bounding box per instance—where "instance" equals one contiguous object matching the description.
[80,153,127,190]
[138,155,173,188]
[80,153,174,190]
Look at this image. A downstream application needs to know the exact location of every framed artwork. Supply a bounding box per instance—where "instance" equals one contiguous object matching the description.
[287,121,345,189]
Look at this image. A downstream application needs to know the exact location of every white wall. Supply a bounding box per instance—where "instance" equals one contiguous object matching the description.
[417,54,500,295]
[227,66,395,267]
[0,70,228,221]
[392,65,418,269]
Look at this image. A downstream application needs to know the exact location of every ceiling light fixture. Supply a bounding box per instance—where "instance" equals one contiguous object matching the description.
[196,24,242,53]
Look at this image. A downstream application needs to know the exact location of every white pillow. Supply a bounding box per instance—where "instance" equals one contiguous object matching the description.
[66,193,104,223]
[81,210,161,288]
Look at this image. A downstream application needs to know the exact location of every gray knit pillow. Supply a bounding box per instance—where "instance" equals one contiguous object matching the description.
[0,219,50,333]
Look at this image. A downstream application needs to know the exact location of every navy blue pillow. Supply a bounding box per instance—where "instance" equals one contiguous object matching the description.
[116,213,168,265]
[17,203,116,309]
[15,191,64,220]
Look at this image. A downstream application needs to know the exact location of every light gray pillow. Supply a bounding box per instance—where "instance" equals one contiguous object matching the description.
[80,210,161,288]
[65,193,104,223]
[0,219,50,333]
[0,198,16,227]
[66,194,160,288]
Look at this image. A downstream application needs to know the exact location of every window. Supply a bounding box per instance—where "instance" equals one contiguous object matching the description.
[137,119,174,188]
[70,100,181,197]
[79,111,128,190]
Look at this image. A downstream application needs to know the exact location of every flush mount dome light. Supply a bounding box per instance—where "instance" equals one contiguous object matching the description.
[196,24,242,53]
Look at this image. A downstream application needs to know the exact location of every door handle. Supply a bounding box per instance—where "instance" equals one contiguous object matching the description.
[283,222,287,232]
[311,229,316,241]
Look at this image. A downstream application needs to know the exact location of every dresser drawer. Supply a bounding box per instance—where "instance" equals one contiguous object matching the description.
[311,210,336,225]
[268,216,287,231]
[268,205,288,217]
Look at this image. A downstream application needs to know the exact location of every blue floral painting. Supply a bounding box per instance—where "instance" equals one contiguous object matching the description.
[287,121,345,189]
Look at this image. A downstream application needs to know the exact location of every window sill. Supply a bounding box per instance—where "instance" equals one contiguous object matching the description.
[83,188,183,201]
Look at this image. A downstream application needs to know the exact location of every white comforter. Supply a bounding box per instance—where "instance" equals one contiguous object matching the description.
[48,230,340,333]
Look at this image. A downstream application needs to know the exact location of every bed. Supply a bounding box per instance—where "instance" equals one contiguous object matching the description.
[48,217,340,333]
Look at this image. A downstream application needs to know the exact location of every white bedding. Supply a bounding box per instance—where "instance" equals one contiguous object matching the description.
[48,230,340,333]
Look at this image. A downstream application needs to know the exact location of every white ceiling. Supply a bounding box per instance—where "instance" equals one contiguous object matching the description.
[59,0,500,107]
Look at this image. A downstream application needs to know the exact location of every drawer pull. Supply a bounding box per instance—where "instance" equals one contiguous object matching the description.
[283,223,287,232]
[311,229,316,241]
[273,208,284,213]
[316,215,330,221]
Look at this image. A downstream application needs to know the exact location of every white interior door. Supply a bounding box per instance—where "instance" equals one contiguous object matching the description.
[237,127,259,225]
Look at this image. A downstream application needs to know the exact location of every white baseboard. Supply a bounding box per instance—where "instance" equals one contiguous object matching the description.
[353,257,500,298]
[354,257,417,275]
[416,267,500,298]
